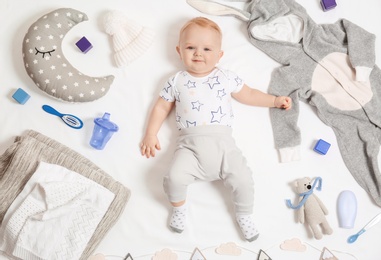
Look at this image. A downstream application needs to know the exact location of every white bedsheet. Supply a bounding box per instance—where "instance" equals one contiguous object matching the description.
[1,0,381,259]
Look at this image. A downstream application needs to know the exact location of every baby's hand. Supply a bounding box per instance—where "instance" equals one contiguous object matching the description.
[140,135,161,158]
[275,96,292,110]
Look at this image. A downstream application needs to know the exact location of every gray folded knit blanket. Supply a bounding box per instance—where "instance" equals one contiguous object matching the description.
[0,129,130,260]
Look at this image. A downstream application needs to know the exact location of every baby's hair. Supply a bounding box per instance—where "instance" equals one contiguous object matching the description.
[179,17,222,39]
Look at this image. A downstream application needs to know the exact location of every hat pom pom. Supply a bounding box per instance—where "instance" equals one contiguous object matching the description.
[102,10,155,68]
[103,10,128,35]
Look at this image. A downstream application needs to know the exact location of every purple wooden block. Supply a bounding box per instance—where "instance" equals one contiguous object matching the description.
[321,0,337,11]
[76,36,93,53]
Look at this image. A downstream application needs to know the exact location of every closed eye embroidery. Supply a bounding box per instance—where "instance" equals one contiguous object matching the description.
[35,47,55,58]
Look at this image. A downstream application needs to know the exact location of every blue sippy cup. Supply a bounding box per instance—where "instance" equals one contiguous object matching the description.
[90,113,119,150]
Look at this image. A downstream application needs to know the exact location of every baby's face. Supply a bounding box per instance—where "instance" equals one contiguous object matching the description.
[177,24,223,77]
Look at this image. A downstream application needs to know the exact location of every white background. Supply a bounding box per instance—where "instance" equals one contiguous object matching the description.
[1,0,381,259]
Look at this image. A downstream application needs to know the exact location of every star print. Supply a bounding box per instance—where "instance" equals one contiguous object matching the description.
[33,59,38,64]
[45,24,50,29]
[36,36,41,41]
[74,82,79,87]
[235,76,243,86]
[217,89,226,100]
[95,79,99,83]
[85,80,89,84]
[44,56,50,61]
[163,81,172,93]
[62,85,67,90]
[54,12,59,17]
[68,96,73,100]
[56,75,61,80]
[68,72,73,77]
[51,89,56,93]
[48,35,54,40]
[66,12,72,17]
[176,114,181,123]
[45,79,50,84]
[185,80,196,89]
[57,23,62,28]
[175,90,181,102]
[211,106,226,123]
[50,65,56,70]
[62,63,67,67]
[186,121,197,127]
[191,101,203,111]
[101,87,106,92]
[38,69,43,74]
[90,91,95,95]
[79,93,84,97]
[33,26,38,30]
[26,39,30,43]
[204,76,220,89]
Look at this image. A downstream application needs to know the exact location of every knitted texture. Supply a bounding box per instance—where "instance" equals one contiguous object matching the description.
[103,10,155,67]
[0,130,131,260]
[1,162,115,260]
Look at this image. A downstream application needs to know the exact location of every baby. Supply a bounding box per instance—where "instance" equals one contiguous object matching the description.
[140,17,292,241]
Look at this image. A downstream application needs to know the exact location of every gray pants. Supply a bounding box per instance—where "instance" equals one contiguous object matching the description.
[163,125,254,214]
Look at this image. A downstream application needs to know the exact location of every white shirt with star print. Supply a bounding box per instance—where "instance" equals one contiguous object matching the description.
[160,67,244,130]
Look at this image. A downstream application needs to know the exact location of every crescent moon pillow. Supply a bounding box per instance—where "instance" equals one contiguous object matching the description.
[22,8,114,102]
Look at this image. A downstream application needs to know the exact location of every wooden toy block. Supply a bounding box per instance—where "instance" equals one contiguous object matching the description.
[12,88,30,104]
[314,139,331,155]
[76,36,93,53]
[321,0,337,11]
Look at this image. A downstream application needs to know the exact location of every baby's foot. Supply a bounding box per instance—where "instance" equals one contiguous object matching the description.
[236,214,259,242]
[169,205,187,233]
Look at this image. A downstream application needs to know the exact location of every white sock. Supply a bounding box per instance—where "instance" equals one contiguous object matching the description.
[169,204,187,233]
[236,214,259,242]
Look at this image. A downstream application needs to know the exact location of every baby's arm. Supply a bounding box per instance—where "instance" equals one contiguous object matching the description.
[232,84,292,110]
[141,97,174,158]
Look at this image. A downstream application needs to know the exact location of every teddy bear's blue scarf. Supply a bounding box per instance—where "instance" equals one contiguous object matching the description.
[286,177,322,210]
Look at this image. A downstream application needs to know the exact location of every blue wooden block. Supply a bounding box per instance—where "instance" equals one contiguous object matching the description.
[314,139,331,155]
[76,36,93,53]
[12,88,30,104]
[321,0,337,11]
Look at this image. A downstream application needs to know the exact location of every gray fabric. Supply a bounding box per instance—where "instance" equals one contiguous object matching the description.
[22,8,114,102]
[163,125,254,214]
[248,0,381,206]
[0,130,130,259]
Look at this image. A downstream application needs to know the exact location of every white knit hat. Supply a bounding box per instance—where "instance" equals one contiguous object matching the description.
[103,10,155,68]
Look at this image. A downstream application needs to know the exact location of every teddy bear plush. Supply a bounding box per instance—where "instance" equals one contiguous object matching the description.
[287,177,333,239]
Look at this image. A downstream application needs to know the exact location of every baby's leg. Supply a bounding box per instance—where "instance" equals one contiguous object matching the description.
[164,147,200,233]
[222,147,257,241]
